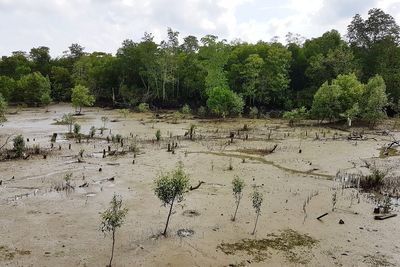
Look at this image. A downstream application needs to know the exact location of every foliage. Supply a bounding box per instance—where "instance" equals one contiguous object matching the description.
[311,73,364,122]
[154,164,190,235]
[0,76,16,101]
[0,93,7,124]
[71,84,95,114]
[0,11,398,119]
[13,134,25,157]
[206,86,244,118]
[40,91,52,108]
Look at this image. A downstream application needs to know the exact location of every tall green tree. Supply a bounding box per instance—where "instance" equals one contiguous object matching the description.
[240,54,264,105]
[71,84,95,114]
[347,8,400,103]
[360,75,388,126]
[29,46,51,77]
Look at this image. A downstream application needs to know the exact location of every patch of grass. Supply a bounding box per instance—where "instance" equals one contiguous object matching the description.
[217,229,318,264]
[379,147,399,158]
[0,246,30,261]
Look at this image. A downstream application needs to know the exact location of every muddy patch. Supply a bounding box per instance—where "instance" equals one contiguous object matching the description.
[182,209,200,217]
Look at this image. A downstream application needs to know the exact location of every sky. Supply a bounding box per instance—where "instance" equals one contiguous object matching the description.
[0,0,399,57]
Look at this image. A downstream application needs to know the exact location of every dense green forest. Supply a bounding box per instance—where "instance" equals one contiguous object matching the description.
[0,8,399,123]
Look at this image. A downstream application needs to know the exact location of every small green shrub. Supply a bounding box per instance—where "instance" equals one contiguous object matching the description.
[89,126,96,138]
[155,129,161,141]
[137,103,150,113]
[13,135,25,157]
[360,167,387,191]
[197,106,207,117]
[283,107,308,126]
[249,106,259,119]
[73,123,81,135]
[181,104,191,115]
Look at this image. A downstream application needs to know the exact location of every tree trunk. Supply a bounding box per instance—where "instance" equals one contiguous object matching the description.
[252,212,260,235]
[232,199,241,221]
[108,230,115,267]
[163,197,175,236]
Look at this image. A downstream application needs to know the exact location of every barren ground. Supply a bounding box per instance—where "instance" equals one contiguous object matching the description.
[0,104,399,267]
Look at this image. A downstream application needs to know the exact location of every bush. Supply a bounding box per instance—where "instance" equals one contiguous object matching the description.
[283,106,308,126]
[171,111,183,124]
[137,103,149,113]
[181,104,191,115]
[249,106,258,118]
[73,123,81,135]
[360,167,387,191]
[197,106,207,117]
[89,126,96,138]
[206,87,244,118]
[155,129,161,141]
[13,135,25,157]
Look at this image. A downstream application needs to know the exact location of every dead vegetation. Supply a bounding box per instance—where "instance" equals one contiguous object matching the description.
[217,229,318,264]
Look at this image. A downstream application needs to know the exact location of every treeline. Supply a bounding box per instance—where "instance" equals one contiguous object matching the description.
[0,8,399,119]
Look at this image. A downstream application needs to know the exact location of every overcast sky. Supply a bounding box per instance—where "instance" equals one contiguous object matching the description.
[0,0,399,56]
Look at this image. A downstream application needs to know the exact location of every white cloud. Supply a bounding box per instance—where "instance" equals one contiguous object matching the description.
[0,0,398,56]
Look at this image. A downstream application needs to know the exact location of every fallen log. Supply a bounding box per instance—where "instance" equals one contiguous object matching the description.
[79,182,89,188]
[268,144,278,153]
[374,214,397,220]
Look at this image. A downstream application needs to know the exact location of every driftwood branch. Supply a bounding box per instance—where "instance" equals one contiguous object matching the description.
[317,212,329,220]
[190,181,205,191]
[268,144,278,154]
[0,134,14,151]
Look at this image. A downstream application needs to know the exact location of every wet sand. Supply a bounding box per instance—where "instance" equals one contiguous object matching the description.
[0,104,399,267]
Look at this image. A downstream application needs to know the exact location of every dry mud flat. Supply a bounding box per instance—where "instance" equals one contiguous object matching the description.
[0,104,400,267]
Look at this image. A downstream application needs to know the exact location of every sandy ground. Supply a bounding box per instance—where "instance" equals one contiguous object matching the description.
[0,104,399,267]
